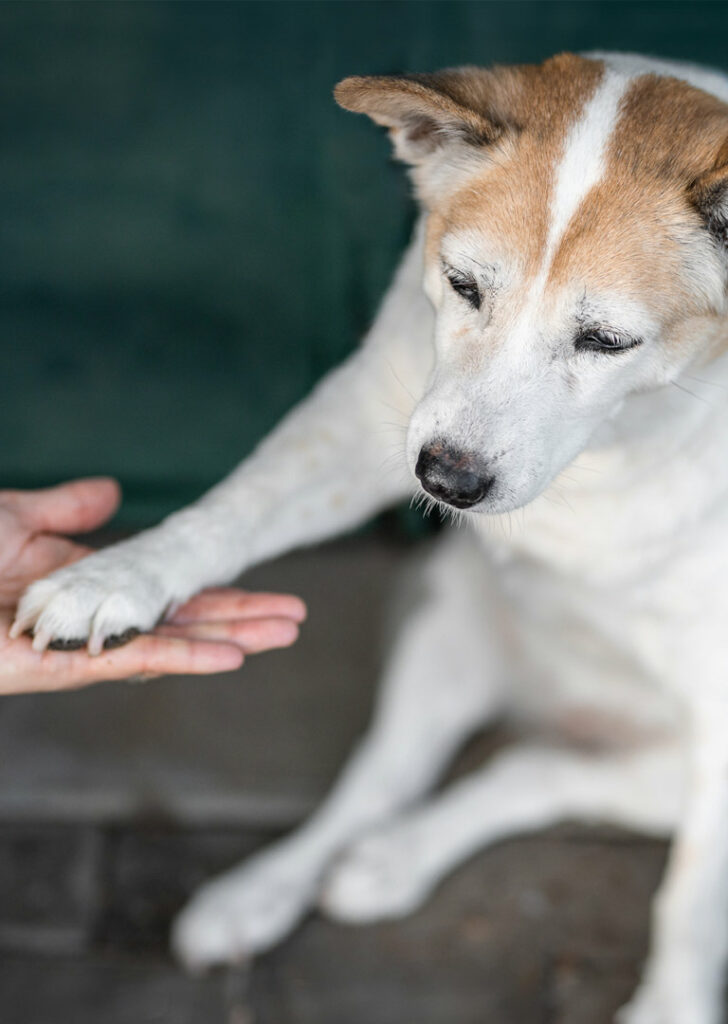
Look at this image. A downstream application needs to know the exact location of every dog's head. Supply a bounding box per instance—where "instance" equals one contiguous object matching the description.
[336,54,728,512]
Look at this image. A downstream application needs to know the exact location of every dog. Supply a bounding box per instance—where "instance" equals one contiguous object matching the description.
[14,50,728,1022]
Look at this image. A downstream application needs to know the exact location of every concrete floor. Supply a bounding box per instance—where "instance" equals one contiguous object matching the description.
[0,535,667,1024]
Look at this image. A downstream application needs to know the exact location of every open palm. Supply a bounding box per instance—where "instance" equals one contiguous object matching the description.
[0,478,305,694]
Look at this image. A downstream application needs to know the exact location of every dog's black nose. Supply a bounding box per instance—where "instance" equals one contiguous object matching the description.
[415,443,494,509]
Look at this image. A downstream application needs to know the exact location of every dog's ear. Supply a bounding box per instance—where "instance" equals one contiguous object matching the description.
[334,71,504,168]
[690,138,728,250]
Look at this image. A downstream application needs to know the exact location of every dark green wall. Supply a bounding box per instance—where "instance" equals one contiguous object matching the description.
[2,1,728,524]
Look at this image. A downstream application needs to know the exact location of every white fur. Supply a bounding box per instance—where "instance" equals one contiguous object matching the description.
[546,69,629,260]
[16,53,728,1024]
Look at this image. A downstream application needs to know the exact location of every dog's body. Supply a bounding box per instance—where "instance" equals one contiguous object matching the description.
[16,52,728,1022]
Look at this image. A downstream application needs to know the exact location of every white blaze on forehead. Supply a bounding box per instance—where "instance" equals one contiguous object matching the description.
[499,69,633,357]
[544,69,632,263]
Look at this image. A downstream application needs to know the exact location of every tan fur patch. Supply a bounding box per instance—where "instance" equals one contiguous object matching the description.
[426,54,605,275]
[548,75,728,328]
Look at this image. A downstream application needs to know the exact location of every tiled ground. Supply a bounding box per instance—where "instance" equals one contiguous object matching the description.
[0,536,668,1024]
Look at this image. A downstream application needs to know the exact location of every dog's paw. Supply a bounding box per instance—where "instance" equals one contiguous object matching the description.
[172,853,317,970]
[320,828,430,924]
[12,550,168,654]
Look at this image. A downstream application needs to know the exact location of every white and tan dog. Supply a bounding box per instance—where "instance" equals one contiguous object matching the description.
[14,51,728,1023]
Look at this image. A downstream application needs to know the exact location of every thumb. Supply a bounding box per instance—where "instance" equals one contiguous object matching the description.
[7,478,121,535]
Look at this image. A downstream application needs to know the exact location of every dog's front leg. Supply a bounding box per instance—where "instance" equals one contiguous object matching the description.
[13,226,433,652]
[619,699,728,1024]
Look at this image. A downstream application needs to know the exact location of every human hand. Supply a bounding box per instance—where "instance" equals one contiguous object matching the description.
[0,478,305,694]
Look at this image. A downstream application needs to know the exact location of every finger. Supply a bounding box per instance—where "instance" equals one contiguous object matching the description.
[170,588,307,625]
[4,478,121,535]
[8,535,91,591]
[156,616,300,653]
[0,631,246,694]
[52,634,245,687]
[26,535,90,569]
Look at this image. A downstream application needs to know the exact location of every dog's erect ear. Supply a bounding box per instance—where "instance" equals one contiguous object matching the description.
[334,71,503,167]
[690,139,728,250]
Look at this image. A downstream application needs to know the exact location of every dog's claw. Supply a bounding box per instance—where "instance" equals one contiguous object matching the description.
[33,628,141,654]
[102,627,141,650]
[31,629,53,653]
[47,637,87,652]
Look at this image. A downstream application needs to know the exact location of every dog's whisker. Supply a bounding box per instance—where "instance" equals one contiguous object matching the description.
[378,398,410,422]
[684,373,728,392]
[385,358,417,404]
[566,462,602,476]
[671,380,713,407]
[549,484,576,514]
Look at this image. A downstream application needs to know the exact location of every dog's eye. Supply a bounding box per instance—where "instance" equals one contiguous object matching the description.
[447,272,481,311]
[574,329,642,354]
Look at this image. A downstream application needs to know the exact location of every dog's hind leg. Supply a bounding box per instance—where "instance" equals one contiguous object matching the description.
[321,738,683,925]
[172,533,507,969]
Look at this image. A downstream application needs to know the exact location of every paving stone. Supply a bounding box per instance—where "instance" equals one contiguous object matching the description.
[0,953,226,1024]
[0,820,660,1022]
[519,835,666,961]
[244,828,666,1024]
[0,824,101,954]
[251,913,546,1024]
[547,954,641,1024]
[0,819,670,1021]
[96,826,278,952]
[87,822,665,1021]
